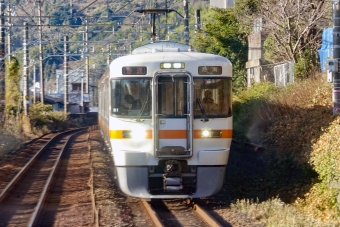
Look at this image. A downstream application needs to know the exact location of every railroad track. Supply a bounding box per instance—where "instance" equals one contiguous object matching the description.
[0,128,86,227]
[0,129,264,226]
[142,199,223,227]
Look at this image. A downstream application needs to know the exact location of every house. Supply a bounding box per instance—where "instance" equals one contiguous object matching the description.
[41,69,100,113]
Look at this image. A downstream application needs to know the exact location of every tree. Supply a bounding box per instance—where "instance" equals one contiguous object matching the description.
[236,0,331,63]
[5,57,21,115]
[192,8,248,88]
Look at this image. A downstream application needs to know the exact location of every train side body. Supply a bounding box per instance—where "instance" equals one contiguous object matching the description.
[98,42,233,198]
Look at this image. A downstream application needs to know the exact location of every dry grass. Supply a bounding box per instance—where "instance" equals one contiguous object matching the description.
[231,198,337,227]
[0,115,26,161]
[231,74,340,225]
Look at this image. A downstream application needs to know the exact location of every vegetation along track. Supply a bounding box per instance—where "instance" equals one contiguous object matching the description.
[0,128,86,226]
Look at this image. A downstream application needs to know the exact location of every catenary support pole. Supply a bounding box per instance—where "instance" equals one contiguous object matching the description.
[33,62,36,104]
[23,22,29,115]
[38,0,44,103]
[107,44,111,66]
[80,71,83,113]
[0,0,5,109]
[64,35,69,114]
[333,1,340,114]
[85,20,89,94]
[7,4,11,63]
[183,0,189,45]
[195,9,200,34]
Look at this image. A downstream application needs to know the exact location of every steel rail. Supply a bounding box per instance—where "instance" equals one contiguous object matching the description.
[193,204,222,227]
[28,129,87,227]
[141,199,164,227]
[0,128,84,203]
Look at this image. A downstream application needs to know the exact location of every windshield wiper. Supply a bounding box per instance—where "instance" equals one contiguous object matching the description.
[196,99,209,122]
[137,89,150,122]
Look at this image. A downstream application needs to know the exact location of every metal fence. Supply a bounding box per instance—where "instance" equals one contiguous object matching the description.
[273,61,295,88]
[248,61,295,88]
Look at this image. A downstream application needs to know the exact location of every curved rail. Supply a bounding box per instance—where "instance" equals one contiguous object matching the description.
[0,128,87,227]
[29,129,87,227]
[0,128,84,202]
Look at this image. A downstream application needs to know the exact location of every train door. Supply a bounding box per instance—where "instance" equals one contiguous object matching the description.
[153,73,193,158]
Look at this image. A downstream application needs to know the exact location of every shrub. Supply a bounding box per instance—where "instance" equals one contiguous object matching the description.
[29,102,68,131]
[5,57,21,115]
[0,115,25,161]
[233,82,277,143]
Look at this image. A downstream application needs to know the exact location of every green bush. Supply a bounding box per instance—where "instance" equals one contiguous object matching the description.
[29,102,68,130]
[5,57,21,115]
[233,82,277,142]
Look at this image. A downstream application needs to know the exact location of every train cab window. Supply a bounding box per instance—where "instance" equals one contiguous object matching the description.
[111,79,151,117]
[157,76,187,117]
[193,78,232,118]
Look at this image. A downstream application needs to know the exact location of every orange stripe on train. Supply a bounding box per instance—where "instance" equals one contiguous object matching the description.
[108,129,232,139]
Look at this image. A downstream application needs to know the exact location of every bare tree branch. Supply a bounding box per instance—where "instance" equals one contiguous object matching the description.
[257,0,331,62]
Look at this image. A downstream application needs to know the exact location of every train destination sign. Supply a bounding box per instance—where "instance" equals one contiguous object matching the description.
[198,66,222,75]
[122,66,147,75]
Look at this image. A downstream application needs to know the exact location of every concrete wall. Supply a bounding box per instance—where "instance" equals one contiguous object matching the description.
[210,0,234,8]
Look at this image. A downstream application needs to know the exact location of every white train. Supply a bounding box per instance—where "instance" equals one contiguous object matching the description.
[98,41,233,198]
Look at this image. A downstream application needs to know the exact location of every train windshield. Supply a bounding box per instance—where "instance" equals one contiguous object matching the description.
[157,76,188,117]
[111,78,151,117]
[194,78,232,118]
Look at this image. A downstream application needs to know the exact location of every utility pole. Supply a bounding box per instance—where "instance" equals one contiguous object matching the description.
[333,1,340,114]
[166,0,168,40]
[80,71,83,113]
[37,0,44,103]
[64,35,69,114]
[0,0,5,110]
[7,4,11,62]
[85,20,89,94]
[32,61,36,104]
[151,13,156,43]
[107,44,111,65]
[183,0,189,45]
[23,22,29,116]
[70,0,72,16]
[195,9,200,34]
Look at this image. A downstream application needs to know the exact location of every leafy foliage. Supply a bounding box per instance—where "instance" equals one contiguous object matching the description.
[192,8,248,89]
[233,82,277,142]
[301,116,340,221]
[5,57,21,115]
[29,102,68,131]
[294,49,319,78]
[232,76,340,223]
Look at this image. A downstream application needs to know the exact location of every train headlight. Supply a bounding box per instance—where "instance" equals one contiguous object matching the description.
[131,128,147,141]
[161,63,172,69]
[173,63,184,69]
[123,128,147,141]
[201,129,211,137]
[201,129,222,138]
[160,62,185,69]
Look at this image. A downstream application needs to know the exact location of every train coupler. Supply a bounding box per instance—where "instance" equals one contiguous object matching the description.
[163,160,183,192]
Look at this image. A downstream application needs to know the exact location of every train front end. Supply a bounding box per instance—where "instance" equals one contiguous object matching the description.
[106,43,232,198]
